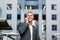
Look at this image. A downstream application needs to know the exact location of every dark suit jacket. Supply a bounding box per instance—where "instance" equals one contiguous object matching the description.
[17,22,40,40]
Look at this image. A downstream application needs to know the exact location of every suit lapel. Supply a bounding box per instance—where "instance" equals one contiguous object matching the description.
[33,25,36,40]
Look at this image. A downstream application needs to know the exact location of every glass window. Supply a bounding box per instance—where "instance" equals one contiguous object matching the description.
[7,4,12,10]
[17,14,21,20]
[42,4,46,10]
[26,5,30,9]
[25,5,38,10]
[7,14,12,20]
[42,15,46,20]
[17,5,21,10]
[25,5,30,10]
[32,5,38,9]
[51,4,57,10]
[52,25,57,31]
[52,14,57,20]
[52,35,57,40]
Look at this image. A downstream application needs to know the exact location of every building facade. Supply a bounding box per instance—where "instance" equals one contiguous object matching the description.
[0,0,17,40]
[46,0,60,40]
[0,0,60,40]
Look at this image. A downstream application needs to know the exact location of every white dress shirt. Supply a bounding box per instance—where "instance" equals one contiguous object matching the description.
[29,25,33,40]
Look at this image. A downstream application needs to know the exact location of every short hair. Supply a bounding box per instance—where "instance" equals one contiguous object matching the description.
[26,11,34,16]
[27,11,33,14]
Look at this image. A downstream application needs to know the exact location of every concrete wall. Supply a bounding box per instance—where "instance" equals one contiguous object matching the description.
[0,0,17,40]
[46,0,60,40]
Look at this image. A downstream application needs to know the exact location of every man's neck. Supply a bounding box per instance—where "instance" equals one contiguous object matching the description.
[29,21,32,26]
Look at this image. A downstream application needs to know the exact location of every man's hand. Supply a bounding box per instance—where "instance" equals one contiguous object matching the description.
[25,17,29,24]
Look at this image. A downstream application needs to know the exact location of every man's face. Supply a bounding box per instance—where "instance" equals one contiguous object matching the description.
[26,13,34,22]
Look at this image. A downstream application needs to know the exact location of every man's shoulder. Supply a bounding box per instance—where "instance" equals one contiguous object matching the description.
[18,22,27,25]
[18,22,28,27]
[33,25,38,31]
[17,22,28,34]
[18,22,25,24]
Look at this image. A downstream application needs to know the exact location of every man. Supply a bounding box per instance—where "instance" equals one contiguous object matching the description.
[17,11,40,40]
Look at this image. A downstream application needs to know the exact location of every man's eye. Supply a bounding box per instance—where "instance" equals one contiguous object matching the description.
[27,15,29,16]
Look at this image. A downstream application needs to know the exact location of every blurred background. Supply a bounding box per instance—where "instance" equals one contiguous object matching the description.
[0,0,60,40]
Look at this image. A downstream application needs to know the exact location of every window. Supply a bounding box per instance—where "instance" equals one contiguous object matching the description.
[17,14,21,20]
[52,14,57,20]
[42,4,46,10]
[34,14,38,20]
[25,5,38,10]
[7,14,12,20]
[52,25,57,31]
[25,0,38,1]
[51,4,57,10]
[32,5,38,9]
[52,35,57,40]
[25,5,30,10]
[17,5,21,10]
[43,25,46,31]
[7,4,12,10]
[42,15,46,20]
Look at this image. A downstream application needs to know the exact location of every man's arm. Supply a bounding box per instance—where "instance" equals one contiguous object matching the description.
[17,22,28,34]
